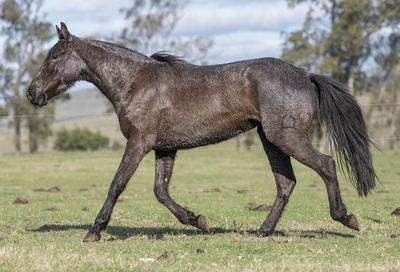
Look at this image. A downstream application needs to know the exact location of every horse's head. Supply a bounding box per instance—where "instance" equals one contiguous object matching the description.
[26,22,85,106]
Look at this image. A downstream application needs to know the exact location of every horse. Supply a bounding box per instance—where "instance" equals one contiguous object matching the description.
[27,23,378,242]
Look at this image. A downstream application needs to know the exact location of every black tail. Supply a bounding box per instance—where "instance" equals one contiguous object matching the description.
[307,72,378,197]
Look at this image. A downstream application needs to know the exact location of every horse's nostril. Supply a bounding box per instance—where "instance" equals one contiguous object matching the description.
[26,90,33,100]
[38,93,48,106]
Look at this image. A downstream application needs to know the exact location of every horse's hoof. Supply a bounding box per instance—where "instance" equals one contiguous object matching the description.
[83,231,101,242]
[346,214,360,231]
[196,215,210,233]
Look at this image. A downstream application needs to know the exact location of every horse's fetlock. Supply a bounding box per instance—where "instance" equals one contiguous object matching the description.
[175,211,196,225]
[186,212,197,226]
[330,209,346,222]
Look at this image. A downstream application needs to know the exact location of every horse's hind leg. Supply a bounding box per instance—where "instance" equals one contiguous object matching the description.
[256,127,297,236]
[266,129,360,233]
[153,150,210,233]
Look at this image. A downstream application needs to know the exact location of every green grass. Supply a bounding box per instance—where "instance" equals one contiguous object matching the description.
[0,142,399,271]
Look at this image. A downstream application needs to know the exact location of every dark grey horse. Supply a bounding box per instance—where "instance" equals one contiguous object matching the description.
[27,23,377,242]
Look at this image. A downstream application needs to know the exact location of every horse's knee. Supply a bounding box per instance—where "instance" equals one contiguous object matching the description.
[153,186,168,204]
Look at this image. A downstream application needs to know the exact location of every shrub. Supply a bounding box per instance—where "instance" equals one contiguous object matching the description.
[54,126,109,151]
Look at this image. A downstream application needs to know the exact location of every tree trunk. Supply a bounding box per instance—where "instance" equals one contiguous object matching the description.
[13,102,21,155]
[348,64,355,96]
[13,46,35,154]
[13,74,24,154]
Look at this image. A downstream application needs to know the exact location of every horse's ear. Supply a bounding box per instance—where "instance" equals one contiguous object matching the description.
[56,22,72,43]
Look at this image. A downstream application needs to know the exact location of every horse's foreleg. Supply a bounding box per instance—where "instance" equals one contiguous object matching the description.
[256,127,296,236]
[153,150,210,233]
[83,140,148,242]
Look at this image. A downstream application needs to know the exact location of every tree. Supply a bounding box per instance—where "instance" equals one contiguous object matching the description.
[53,127,109,152]
[0,63,13,116]
[22,100,54,153]
[0,0,52,154]
[281,11,327,74]
[283,0,400,95]
[117,0,213,64]
[282,0,400,147]
[366,32,400,149]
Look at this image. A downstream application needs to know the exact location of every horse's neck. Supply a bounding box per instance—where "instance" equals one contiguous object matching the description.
[76,38,149,112]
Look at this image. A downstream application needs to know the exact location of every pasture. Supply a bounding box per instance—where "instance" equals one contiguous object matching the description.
[0,141,399,271]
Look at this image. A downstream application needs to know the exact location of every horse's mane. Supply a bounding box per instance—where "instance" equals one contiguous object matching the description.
[83,39,189,67]
[85,39,149,59]
[150,52,189,67]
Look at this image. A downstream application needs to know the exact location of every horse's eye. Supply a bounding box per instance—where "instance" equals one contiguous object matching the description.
[51,54,58,60]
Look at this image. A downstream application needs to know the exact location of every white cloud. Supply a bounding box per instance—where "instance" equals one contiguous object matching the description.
[190,0,283,6]
[38,0,308,65]
[208,30,283,64]
[173,1,308,36]
[41,0,131,37]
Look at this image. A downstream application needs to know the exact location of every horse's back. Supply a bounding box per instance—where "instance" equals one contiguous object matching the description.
[186,57,316,110]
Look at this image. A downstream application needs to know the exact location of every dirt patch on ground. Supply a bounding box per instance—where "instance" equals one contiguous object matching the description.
[47,186,61,192]
[246,203,272,211]
[391,207,400,216]
[13,197,28,204]
[43,208,58,211]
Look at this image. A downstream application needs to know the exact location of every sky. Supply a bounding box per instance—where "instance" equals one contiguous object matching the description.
[38,0,314,90]
[41,0,312,63]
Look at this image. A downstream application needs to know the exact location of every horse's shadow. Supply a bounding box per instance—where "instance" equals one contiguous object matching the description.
[30,224,233,240]
[30,224,356,241]
[297,230,356,239]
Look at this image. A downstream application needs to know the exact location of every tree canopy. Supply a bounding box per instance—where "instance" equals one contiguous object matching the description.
[282,0,400,95]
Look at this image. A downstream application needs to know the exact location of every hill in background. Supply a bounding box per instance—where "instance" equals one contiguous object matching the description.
[0,89,125,154]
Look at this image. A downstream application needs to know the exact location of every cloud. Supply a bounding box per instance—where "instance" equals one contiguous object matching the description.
[41,0,307,39]
[43,0,129,18]
[190,0,284,6]
[37,0,308,65]
[207,30,283,64]
[173,1,308,36]
[42,0,130,37]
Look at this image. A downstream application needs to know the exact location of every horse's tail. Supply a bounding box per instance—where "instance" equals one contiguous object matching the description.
[307,72,378,197]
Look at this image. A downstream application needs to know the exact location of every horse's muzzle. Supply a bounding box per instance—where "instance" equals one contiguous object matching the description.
[26,89,48,106]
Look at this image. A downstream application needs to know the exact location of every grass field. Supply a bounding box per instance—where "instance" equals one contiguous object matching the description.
[0,141,399,271]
